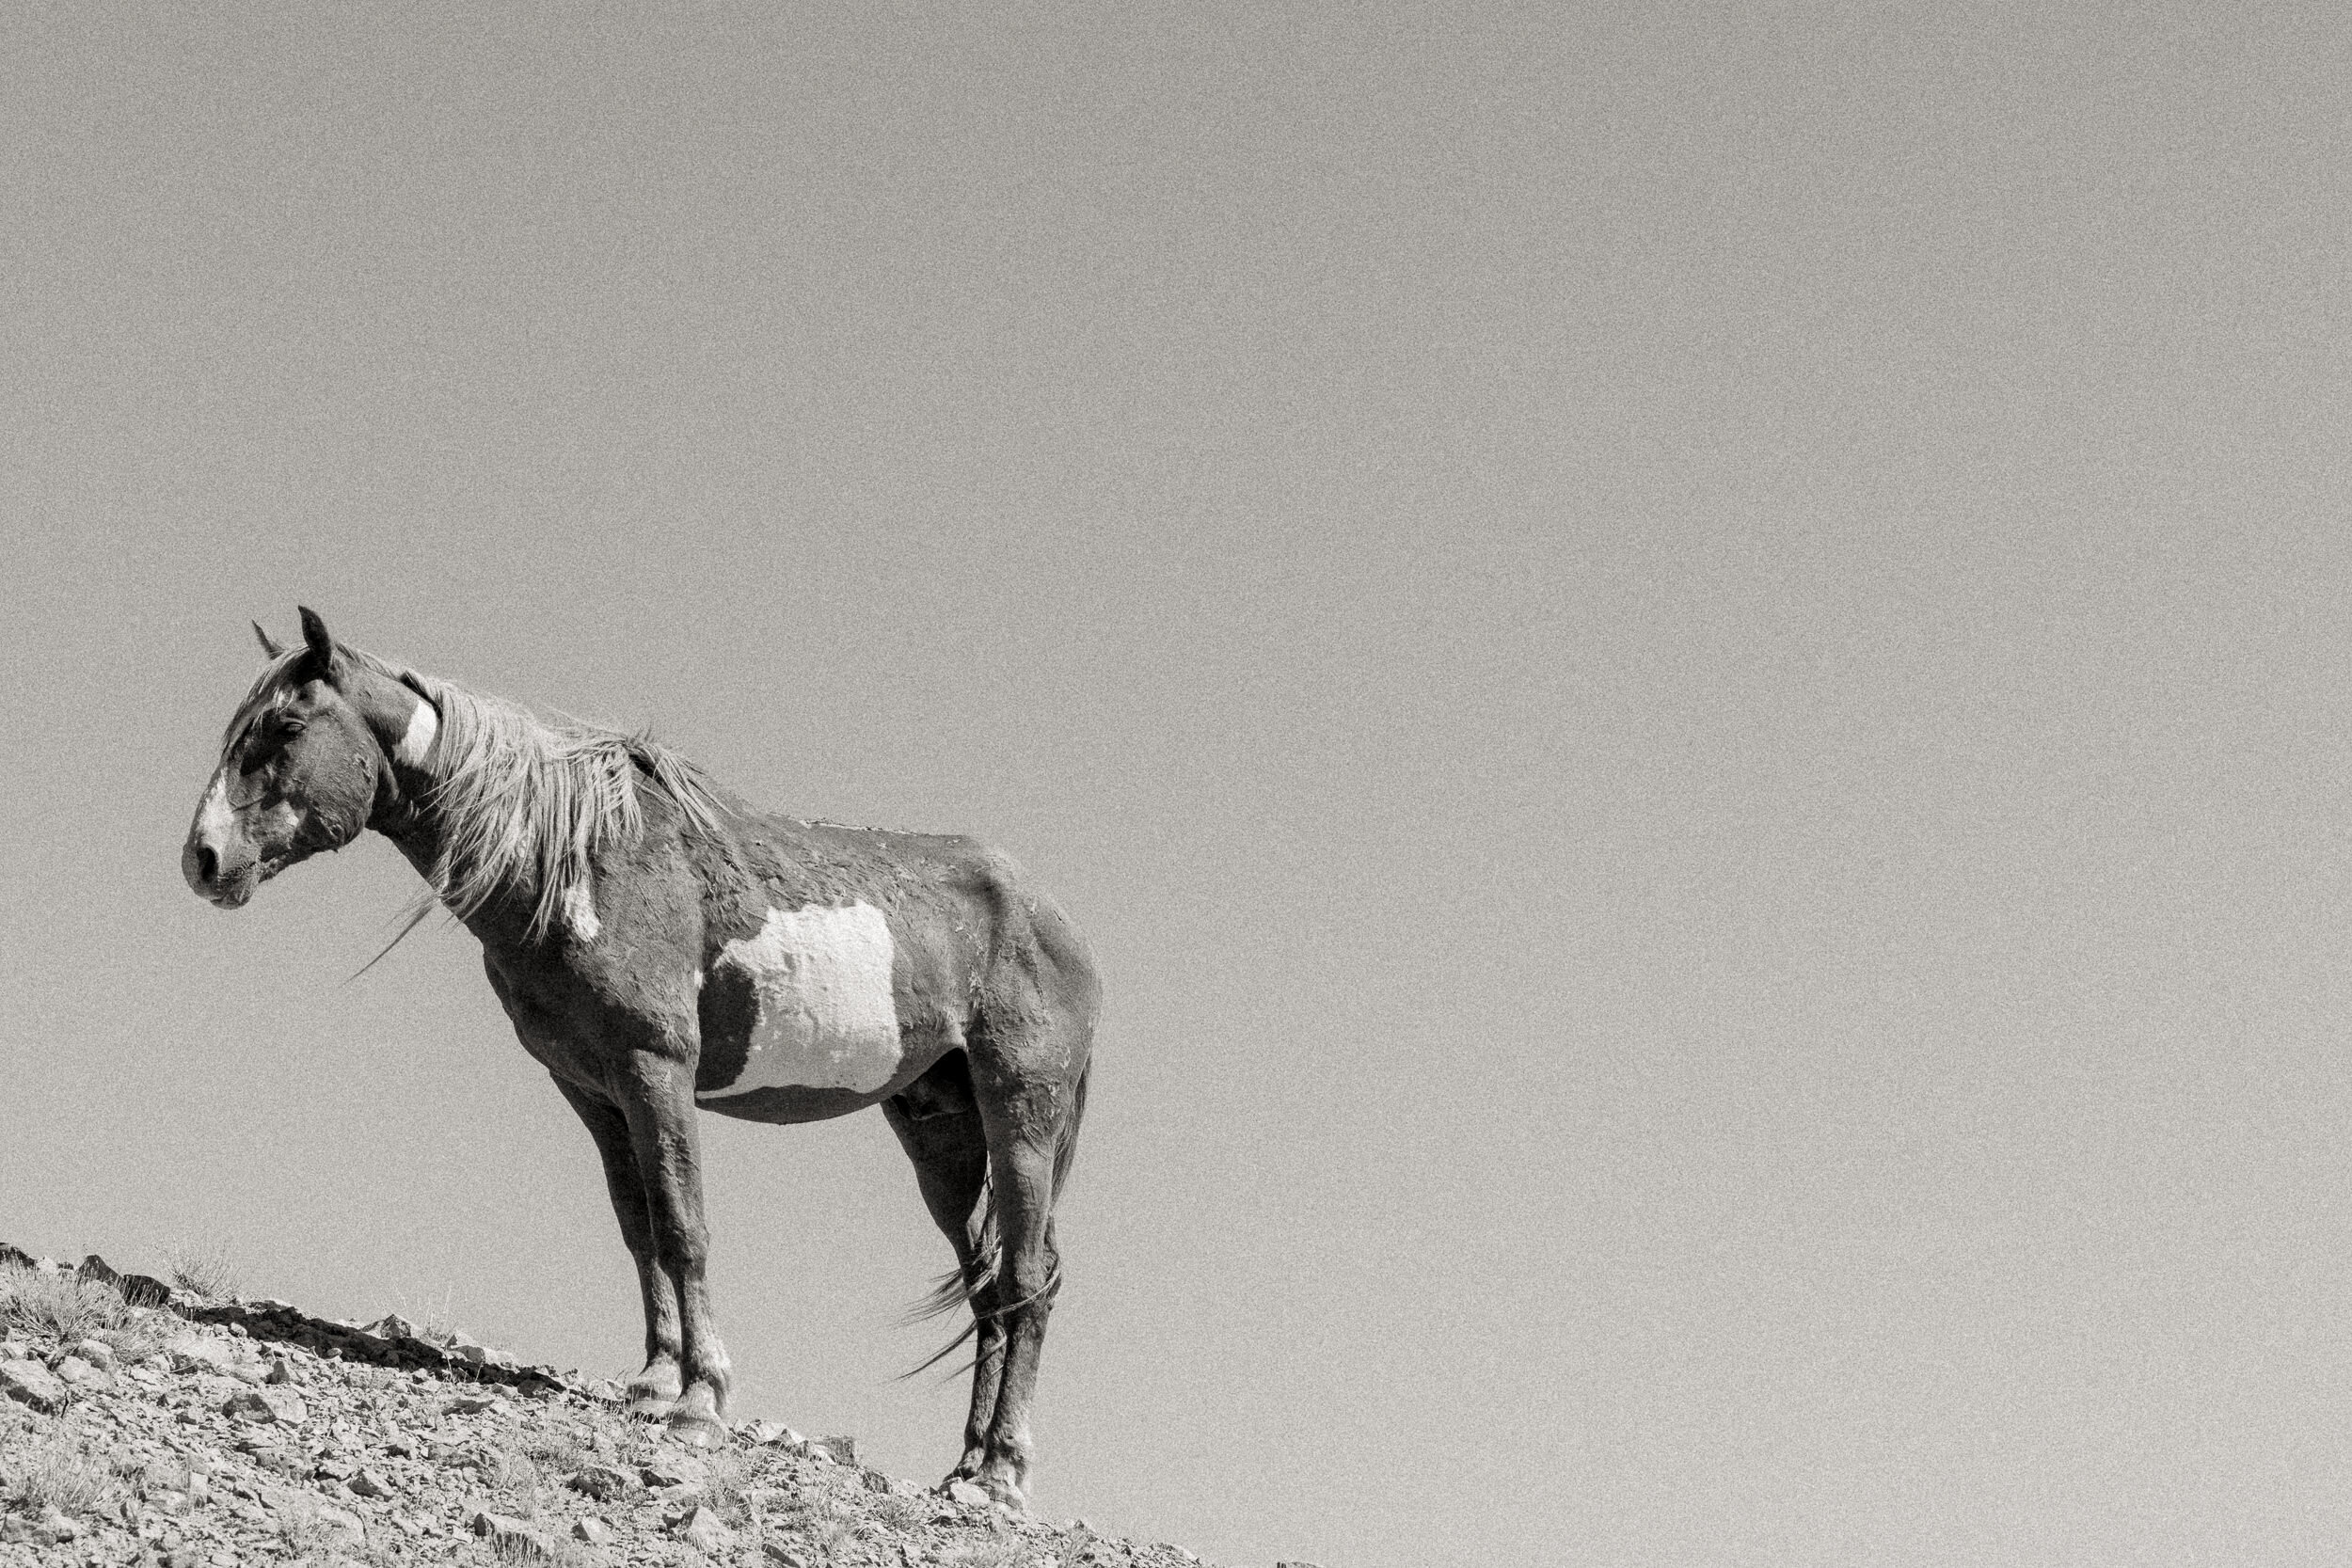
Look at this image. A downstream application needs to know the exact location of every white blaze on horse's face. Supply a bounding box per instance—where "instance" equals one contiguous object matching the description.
[196,770,235,847]
[698,902,902,1099]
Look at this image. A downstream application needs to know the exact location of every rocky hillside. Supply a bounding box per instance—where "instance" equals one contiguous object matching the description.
[0,1248,1288,1568]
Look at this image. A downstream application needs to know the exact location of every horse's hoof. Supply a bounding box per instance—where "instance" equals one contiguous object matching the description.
[626,1362,683,1418]
[664,1411,728,1449]
[663,1384,729,1448]
[974,1473,1030,1514]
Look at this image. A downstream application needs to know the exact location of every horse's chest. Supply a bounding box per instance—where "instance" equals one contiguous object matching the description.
[695,902,904,1100]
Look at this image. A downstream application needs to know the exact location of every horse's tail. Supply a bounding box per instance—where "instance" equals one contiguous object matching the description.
[901,1057,1091,1378]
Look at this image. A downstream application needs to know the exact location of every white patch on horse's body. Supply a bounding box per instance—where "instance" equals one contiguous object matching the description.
[699,902,901,1099]
[392,695,438,768]
[564,884,600,942]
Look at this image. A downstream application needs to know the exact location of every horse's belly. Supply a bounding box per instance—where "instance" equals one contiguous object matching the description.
[696,902,905,1101]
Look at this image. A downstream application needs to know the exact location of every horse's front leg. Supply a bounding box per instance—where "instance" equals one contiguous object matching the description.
[614,1049,733,1444]
[549,1076,684,1416]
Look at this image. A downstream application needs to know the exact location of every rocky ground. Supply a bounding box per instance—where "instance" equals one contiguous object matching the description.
[0,1250,1294,1568]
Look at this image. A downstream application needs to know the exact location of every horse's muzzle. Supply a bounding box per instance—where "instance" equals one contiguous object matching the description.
[183,799,262,908]
[183,836,248,907]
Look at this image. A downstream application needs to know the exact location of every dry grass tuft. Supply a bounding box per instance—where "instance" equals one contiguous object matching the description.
[164,1240,241,1301]
[699,1448,753,1521]
[8,1444,128,1521]
[866,1491,934,1532]
[489,1529,555,1563]
[0,1262,142,1343]
[522,1429,591,1475]
[92,1313,170,1365]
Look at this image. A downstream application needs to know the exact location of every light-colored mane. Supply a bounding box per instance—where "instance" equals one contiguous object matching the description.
[416,678,726,940]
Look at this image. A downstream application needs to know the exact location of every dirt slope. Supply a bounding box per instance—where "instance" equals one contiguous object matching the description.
[0,1251,1265,1568]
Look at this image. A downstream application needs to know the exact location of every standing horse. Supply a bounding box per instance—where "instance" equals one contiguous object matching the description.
[181,609,1098,1509]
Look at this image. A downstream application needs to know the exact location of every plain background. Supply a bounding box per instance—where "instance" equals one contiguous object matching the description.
[7,5,2352,1565]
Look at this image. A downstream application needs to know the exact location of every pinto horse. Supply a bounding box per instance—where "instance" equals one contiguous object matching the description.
[182,609,1099,1508]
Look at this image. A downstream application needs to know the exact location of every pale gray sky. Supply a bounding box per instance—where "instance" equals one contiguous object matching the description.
[5,5,2351,1565]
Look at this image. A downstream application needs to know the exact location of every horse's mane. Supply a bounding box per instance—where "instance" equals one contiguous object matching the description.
[415,676,726,941]
[240,642,726,943]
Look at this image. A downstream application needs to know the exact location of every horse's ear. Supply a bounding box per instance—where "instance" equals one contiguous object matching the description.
[295,605,341,681]
[251,621,286,659]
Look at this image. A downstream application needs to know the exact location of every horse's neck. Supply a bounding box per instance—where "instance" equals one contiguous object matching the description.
[373,798,526,951]
[378,816,443,889]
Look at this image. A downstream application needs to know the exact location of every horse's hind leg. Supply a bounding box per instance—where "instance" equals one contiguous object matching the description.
[966,1014,1092,1508]
[882,1055,1006,1481]
[965,1116,1065,1510]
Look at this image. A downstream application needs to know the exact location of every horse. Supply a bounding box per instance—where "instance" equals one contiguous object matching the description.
[181,608,1099,1509]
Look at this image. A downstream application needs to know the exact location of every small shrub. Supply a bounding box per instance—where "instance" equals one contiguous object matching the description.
[391,1283,461,1346]
[164,1240,240,1301]
[93,1313,169,1365]
[867,1491,932,1531]
[489,1530,554,1564]
[523,1429,590,1473]
[9,1446,126,1521]
[807,1515,859,1566]
[484,1439,558,1517]
[0,1263,137,1342]
[701,1449,752,1520]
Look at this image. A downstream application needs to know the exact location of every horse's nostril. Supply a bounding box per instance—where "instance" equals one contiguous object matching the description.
[195,845,218,887]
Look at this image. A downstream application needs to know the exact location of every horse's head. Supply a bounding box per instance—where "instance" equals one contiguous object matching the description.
[183,607,438,909]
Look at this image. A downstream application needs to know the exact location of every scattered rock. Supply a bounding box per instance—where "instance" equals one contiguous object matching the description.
[471,1508,557,1559]
[221,1385,307,1426]
[119,1272,173,1306]
[567,1462,635,1501]
[0,1241,1219,1568]
[805,1433,858,1465]
[674,1502,732,1553]
[946,1480,993,1510]
[0,1357,69,1413]
[166,1335,248,1378]
[314,1501,368,1544]
[51,1354,110,1391]
[641,1454,708,1489]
